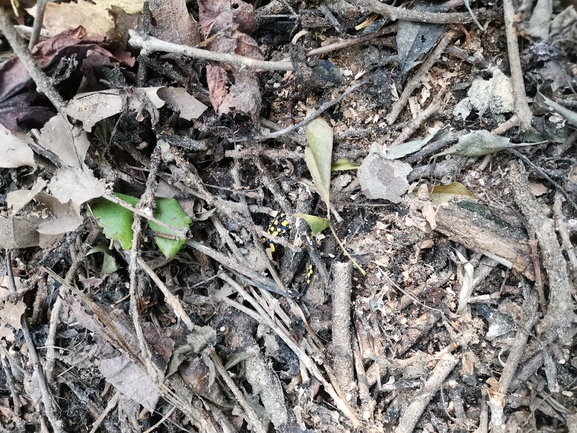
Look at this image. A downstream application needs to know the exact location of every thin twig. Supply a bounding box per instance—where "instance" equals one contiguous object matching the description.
[0,7,65,112]
[386,30,457,125]
[186,239,285,296]
[403,135,459,164]
[225,147,305,160]
[390,92,446,147]
[6,254,63,433]
[552,192,577,282]
[331,262,356,401]
[217,273,363,429]
[257,75,373,141]
[135,257,196,330]
[502,0,533,131]
[28,0,48,48]
[128,30,293,72]
[396,353,459,433]
[508,148,577,212]
[129,145,162,380]
[306,24,397,57]
[509,162,576,342]
[89,391,122,433]
[347,0,489,24]
[168,149,300,253]
[45,226,101,383]
[205,347,268,433]
[498,292,539,395]
[0,346,21,417]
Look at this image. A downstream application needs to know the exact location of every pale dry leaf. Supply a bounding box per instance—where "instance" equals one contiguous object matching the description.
[0,325,15,341]
[206,65,230,113]
[64,91,124,132]
[0,276,23,302]
[99,355,160,411]
[35,192,84,235]
[66,88,165,132]
[206,66,261,115]
[421,201,437,230]
[28,0,144,38]
[7,178,47,214]
[48,166,106,211]
[30,1,114,38]
[140,87,165,108]
[0,281,10,303]
[38,115,90,168]
[199,0,256,37]
[38,214,84,235]
[126,88,162,125]
[529,182,548,196]
[96,0,144,15]
[0,216,41,248]
[0,300,26,330]
[157,88,208,120]
[0,123,36,168]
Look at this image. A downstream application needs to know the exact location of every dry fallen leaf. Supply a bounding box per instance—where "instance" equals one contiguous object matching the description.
[28,0,144,39]
[0,123,36,168]
[157,87,208,121]
[0,216,41,248]
[0,299,26,330]
[37,115,90,168]
[206,65,261,115]
[99,355,160,412]
[149,0,201,46]
[529,182,548,196]
[199,0,256,37]
[35,192,85,235]
[65,87,173,132]
[7,178,47,215]
[48,166,106,212]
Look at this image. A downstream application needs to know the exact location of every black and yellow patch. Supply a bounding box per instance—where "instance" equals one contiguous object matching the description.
[263,213,291,253]
[262,212,315,295]
[301,262,314,293]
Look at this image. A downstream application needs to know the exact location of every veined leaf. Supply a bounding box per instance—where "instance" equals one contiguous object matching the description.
[305,117,333,211]
[91,193,139,250]
[294,213,329,235]
[91,193,191,259]
[149,198,192,259]
[332,158,359,171]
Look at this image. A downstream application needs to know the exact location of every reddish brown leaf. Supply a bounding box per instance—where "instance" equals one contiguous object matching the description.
[206,65,261,115]
[206,65,230,113]
[198,0,256,37]
[149,0,201,46]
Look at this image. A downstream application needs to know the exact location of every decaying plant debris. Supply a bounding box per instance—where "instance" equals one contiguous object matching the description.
[0,0,576,432]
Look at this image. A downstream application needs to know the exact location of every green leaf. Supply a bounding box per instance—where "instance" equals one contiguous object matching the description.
[91,193,139,250]
[88,243,121,275]
[294,213,329,235]
[91,193,191,259]
[149,198,192,259]
[305,117,333,210]
[332,158,359,171]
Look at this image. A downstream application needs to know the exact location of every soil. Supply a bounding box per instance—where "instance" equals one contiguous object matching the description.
[1,0,577,432]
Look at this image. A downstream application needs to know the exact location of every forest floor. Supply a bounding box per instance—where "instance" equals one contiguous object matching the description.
[0,0,577,432]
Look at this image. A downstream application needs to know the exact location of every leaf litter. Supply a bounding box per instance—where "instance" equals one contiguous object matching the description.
[1,0,577,432]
